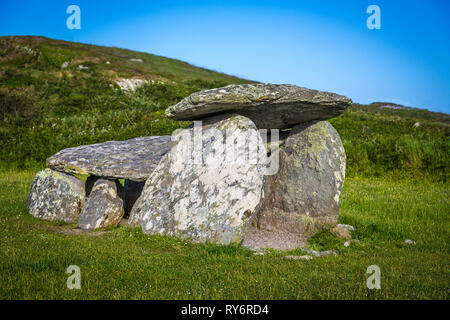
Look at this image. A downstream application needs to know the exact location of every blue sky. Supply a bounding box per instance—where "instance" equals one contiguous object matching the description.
[0,0,449,113]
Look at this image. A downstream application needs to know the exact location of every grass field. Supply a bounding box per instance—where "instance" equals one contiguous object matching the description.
[1,171,448,299]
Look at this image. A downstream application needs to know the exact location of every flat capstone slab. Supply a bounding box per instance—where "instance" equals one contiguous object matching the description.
[165,84,352,129]
[46,136,171,181]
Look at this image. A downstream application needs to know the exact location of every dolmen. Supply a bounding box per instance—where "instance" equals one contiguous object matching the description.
[27,136,170,229]
[27,83,352,250]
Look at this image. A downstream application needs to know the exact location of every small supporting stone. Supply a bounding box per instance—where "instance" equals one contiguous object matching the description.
[85,175,125,200]
[77,179,124,230]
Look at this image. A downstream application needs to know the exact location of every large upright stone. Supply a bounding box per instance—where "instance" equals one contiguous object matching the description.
[165,84,351,129]
[46,136,171,181]
[77,179,124,230]
[27,169,85,223]
[255,121,346,236]
[129,114,267,244]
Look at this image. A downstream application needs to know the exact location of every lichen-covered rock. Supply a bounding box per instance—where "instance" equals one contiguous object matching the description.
[77,179,124,230]
[255,120,346,236]
[129,114,266,244]
[47,136,171,181]
[27,169,85,223]
[165,84,351,129]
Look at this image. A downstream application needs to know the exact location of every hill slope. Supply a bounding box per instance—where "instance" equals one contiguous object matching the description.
[0,36,448,181]
[0,36,250,83]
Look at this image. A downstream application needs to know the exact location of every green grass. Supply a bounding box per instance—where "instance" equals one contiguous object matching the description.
[1,171,448,299]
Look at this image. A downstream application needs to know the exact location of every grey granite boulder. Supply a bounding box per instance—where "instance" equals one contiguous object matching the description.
[129,114,266,244]
[77,179,124,230]
[27,169,85,223]
[255,120,346,236]
[47,136,171,181]
[165,84,351,129]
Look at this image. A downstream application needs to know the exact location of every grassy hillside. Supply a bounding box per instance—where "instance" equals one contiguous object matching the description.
[0,36,249,83]
[0,35,448,182]
[329,103,449,182]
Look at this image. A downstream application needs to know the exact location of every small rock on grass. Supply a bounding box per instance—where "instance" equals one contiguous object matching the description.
[284,255,313,260]
[344,239,360,247]
[302,248,338,257]
[337,224,355,232]
[315,250,338,257]
[242,245,268,256]
[253,250,267,256]
[404,239,416,245]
